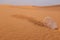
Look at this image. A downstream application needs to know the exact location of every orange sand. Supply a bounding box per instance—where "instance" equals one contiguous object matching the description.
[0,5,60,40]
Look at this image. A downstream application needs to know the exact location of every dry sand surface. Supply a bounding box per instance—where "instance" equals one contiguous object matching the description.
[0,5,60,40]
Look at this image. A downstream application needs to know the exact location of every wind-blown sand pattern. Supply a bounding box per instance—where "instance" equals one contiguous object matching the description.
[0,5,60,40]
[12,14,44,27]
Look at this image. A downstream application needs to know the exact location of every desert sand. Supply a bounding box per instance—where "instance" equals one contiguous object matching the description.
[0,5,60,40]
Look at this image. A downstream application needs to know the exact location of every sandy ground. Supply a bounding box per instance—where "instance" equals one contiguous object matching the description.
[0,5,60,40]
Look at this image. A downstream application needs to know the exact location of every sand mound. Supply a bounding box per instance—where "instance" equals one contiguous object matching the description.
[0,5,60,40]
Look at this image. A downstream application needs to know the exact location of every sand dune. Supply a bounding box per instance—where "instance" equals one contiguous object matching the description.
[0,5,60,40]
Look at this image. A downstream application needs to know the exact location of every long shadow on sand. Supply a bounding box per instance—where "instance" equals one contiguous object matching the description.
[12,14,45,27]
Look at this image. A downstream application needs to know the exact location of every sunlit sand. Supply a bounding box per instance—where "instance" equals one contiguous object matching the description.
[0,5,60,40]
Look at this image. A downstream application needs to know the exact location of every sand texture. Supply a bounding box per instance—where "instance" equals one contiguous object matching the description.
[0,5,60,40]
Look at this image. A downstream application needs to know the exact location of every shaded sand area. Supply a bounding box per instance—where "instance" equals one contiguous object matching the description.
[0,5,60,40]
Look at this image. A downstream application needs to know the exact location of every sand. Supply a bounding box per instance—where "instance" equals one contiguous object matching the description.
[0,5,60,40]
